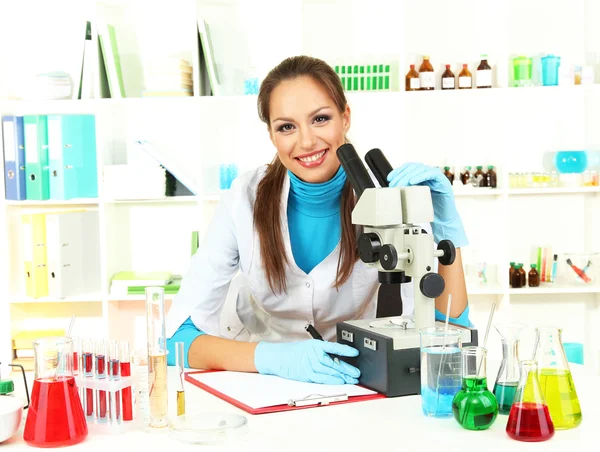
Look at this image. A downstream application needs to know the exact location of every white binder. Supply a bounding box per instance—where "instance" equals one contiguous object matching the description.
[46,210,101,298]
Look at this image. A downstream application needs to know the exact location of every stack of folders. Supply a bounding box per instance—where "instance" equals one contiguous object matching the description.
[21,210,101,299]
[110,271,181,296]
[12,329,65,371]
[2,114,98,201]
[142,57,193,97]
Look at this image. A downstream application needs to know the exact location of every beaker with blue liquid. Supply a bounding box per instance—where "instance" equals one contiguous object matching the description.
[555,151,588,174]
[419,327,462,417]
[541,55,561,86]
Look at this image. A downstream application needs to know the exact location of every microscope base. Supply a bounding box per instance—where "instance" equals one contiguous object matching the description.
[336,318,478,397]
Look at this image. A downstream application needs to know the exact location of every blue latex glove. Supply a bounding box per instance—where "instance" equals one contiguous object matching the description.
[387,163,468,248]
[254,339,360,385]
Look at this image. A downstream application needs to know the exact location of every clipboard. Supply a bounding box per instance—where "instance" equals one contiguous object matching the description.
[185,370,385,415]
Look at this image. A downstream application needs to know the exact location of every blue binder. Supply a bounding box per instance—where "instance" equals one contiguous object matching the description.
[48,114,98,200]
[2,116,26,200]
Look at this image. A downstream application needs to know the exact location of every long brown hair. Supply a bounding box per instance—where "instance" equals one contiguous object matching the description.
[254,55,359,294]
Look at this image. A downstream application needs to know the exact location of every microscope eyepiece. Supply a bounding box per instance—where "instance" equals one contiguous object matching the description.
[365,148,394,188]
[337,143,375,199]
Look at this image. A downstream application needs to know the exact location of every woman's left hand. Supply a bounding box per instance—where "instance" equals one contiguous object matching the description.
[387,163,468,248]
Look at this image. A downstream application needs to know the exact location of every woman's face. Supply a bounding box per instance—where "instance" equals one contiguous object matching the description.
[269,76,350,183]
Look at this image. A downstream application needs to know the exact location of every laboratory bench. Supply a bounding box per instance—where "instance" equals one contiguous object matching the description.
[3,362,599,452]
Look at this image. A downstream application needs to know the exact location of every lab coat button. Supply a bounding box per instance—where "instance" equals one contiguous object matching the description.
[305,282,311,288]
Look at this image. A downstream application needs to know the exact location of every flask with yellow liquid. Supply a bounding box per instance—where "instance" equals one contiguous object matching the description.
[533,327,582,429]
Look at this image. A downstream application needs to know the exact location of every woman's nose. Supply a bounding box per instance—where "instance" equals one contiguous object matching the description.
[299,127,317,149]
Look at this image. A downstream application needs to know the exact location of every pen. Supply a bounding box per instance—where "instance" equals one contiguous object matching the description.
[304,323,341,363]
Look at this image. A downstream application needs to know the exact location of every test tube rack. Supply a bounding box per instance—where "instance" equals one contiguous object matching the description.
[334,64,393,91]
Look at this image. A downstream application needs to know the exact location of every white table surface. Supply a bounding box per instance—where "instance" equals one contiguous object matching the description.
[3,361,599,452]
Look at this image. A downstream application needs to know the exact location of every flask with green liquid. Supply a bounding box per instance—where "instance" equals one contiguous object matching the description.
[533,327,582,429]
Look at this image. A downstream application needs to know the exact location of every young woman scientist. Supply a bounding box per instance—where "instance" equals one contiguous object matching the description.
[165,55,471,385]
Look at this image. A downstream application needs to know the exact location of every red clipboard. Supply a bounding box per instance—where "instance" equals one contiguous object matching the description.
[185,370,385,415]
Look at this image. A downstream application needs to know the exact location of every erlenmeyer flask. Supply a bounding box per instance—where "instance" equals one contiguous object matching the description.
[506,360,554,442]
[452,346,498,430]
[23,337,88,447]
[493,323,525,414]
[533,327,582,429]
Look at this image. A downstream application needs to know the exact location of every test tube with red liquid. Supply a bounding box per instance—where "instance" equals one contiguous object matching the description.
[82,338,94,420]
[72,336,80,376]
[120,341,133,421]
[95,339,108,423]
[108,340,121,423]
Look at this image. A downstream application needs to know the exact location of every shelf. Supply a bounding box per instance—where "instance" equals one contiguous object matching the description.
[104,196,199,204]
[508,285,600,295]
[10,293,104,303]
[507,187,600,196]
[107,294,176,302]
[454,189,503,197]
[5,198,100,207]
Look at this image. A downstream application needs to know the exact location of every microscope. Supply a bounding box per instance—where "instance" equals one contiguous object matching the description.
[335,144,478,397]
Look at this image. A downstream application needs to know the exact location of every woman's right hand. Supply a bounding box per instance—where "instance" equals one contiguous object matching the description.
[254,339,360,384]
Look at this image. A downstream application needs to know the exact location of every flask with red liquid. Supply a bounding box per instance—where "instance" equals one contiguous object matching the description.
[506,360,554,442]
[23,337,88,447]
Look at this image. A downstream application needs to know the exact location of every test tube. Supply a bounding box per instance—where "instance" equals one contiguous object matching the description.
[108,340,121,424]
[95,339,108,423]
[146,287,168,428]
[82,337,95,420]
[176,341,185,416]
[120,341,133,421]
[72,336,80,376]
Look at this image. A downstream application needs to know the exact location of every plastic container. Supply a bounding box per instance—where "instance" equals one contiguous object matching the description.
[513,56,533,87]
[555,151,588,174]
[556,253,599,285]
[541,55,561,86]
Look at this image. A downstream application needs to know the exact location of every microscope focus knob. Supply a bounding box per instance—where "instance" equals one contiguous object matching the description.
[380,244,398,270]
[437,240,456,266]
[420,273,445,299]
[358,233,382,263]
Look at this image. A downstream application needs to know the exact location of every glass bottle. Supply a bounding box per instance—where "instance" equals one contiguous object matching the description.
[533,327,582,429]
[509,262,516,282]
[528,264,540,287]
[458,64,472,89]
[419,56,435,90]
[405,64,420,91]
[460,166,471,185]
[485,165,497,188]
[518,263,526,287]
[476,55,492,88]
[510,264,522,288]
[441,64,455,90]
[473,166,486,187]
[493,323,525,414]
[452,346,498,430]
[443,166,454,184]
[23,337,88,447]
[506,360,555,442]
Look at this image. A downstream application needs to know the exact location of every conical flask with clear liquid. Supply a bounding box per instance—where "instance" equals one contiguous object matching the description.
[533,327,582,429]
[506,360,555,442]
[493,323,525,414]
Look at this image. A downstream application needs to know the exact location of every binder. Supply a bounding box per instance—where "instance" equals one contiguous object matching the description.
[185,370,385,415]
[23,115,50,200]
[46,210,101,298]
[2,115,26,200]
[22,213,48,298]
[48,114,98,200]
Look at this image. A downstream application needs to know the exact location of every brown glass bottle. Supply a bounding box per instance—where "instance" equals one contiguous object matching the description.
[518,263,526,287]
[405,64,420,91]
[474,166,486,187]
[528,264,540,287]
[441,65,455,90]
[485,165,497,188]
[443,166,454,184]
[476,55,492,88]
[458,64,472,89]
[509,262,516,282]
[419,56,435,90]
[461,166,472,185]
[511,264,522,288]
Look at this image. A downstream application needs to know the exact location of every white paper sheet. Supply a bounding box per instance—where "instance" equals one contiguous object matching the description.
[188,371,377,410]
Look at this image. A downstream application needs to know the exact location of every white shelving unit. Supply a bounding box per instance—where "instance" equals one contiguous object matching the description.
[1,0,600,371]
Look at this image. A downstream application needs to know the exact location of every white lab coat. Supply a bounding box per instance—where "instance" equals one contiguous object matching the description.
[165,166,418,342]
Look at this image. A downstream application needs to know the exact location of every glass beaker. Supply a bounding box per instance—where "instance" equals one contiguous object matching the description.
[533,327,582,429]
[541,54,561,86]
[506,360,555,442]
[419,327,462,417]
[452,346,498,430]
[493,323,525,414]
[513,56,533,87]
[23,337,88,447]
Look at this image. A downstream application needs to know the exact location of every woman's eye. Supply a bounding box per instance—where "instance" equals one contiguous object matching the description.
[314,115,331,124]
[278,123,294,132]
